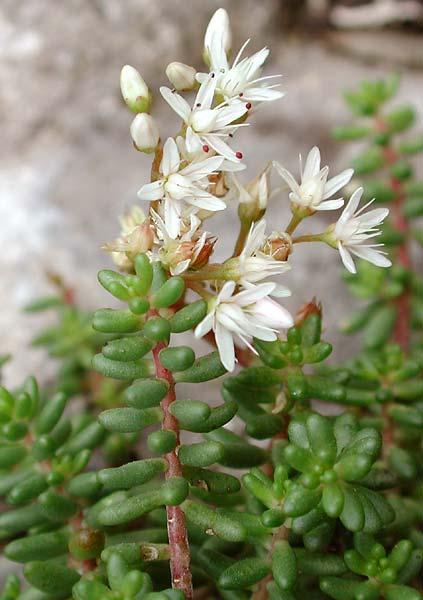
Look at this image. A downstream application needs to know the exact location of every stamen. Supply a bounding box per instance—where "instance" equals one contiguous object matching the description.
[202,145,210,153]
[246,102,252,110]
[236,151,243,159]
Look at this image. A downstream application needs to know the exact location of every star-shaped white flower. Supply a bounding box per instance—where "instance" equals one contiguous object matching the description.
[137,137,225,239]
[195,280,293,372]
[199,33,284,104]
[237,219,291,296]
[160,74,248,164]
[274,147,354,212]
[331,187,392,274]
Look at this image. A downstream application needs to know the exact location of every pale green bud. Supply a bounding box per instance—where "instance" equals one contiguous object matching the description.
[130,114,159,153]
[120,65,151,113]
[165,62,197,92]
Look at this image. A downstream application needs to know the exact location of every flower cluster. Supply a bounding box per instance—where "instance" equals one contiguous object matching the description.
[106,7,391,371]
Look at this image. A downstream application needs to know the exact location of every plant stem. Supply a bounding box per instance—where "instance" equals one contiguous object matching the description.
[285,212,303,235]
[233,221,251,257]
[381,144,411,351]
[151,338,193,599]
[251,525,289,600]
[292,233,325,244]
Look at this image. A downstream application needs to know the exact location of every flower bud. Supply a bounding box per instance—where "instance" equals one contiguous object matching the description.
[120,65,151,113]
[204,8,232,65]
[130,114,159,153]
[165,62,197,92]
[261,231,292,262]
[236,168,271,225]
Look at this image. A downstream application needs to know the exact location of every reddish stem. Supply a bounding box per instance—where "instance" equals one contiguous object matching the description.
[382,145,411,351]
[151,339,193,599]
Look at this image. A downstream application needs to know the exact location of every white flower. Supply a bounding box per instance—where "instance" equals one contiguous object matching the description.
[165,62,197,92]
[137,137,225,238]
[331,187,392,274]
[151,210,215,275]
[204,8,232,61]
[195,281,293,372]
[120,65,151,113]
[199,35,284,105]
[160,74,248,163]
[237,219,291,296]
[130,114,160,153]
[274,147,353,212]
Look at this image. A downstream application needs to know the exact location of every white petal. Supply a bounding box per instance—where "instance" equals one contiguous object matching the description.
[242,87,284,102]
[218,281,236,302]
[181,155,224,180]
[241,219,267,258]
[161,137,181,177]
[234,282,276,307]
[316,198,345,211]
[194,75,217,110]
[338,241,356,273]
[204,134,242,163]
[273,163,302,198]
[195,311,215,338]
[349,246,392,268]
[164,199,181,239]
[340,187,364,224]
[214,103,248,129]
[302,147,321,180]
[323,168,354,199]
[160,87,191,122]
[185,127,203,155]
[215,321,235,372]
[252,297,293,329]
[186,190,226,212]
[137,180,164,201]
[270,285,292,298]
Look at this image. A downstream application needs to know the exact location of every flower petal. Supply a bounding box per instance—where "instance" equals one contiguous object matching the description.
[137,180,165,201]
[338,241,356,273]
[195,311,215,338]
[215,321,235,372]
[323,168,354,199]
[302,146,321,180]
[160,86,191,122]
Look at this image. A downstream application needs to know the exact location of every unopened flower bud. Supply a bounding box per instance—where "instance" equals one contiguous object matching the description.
[236,168,270,225]
[204,8,232,65]
[261,231,292,262]
[130,114,160,153]
[120,65,152,113]
[103,207,154,272]
[165,62,197,92]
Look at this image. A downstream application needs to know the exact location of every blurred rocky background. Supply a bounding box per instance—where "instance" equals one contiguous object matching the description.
[2,0,423,388]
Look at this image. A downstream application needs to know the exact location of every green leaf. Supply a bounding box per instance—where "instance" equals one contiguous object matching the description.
[5,529,69,563]
[103,336,154,362]
[218,558,270,590]
[159,346,195,372]
[363,305,397,350]
[93,308,140,333]
[169,300,207,333]
[98,458,167,489]
[24,561,79,597]
[124,378,169,409]
[178,441,225,467]
[92,353,153,380]
[174,351,226,383]
[99,407,161,433]
[151,277,185,308]
[272,540,297,590]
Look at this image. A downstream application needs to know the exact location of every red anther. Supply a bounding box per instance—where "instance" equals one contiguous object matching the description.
[246,102,252,109]
[239,92,244,97]
[202,145,210,153]
[235,151,243,159]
